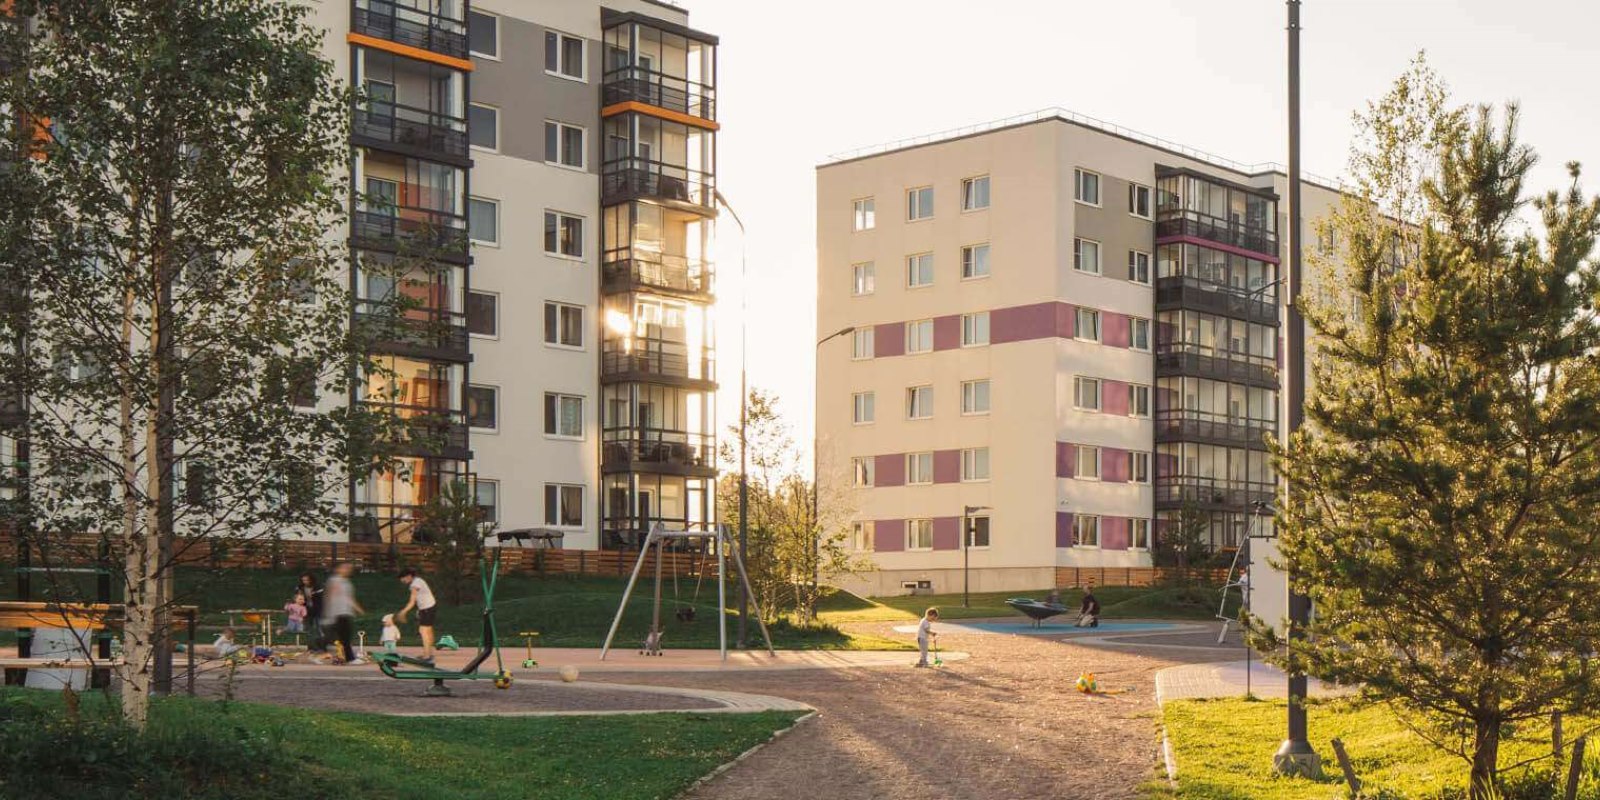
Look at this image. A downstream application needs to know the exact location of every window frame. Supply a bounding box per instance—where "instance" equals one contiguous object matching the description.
[1128,182,1152,219]
[544,483,585,528]
[468,196,500,246]
[905,252,934,288]
[468,9,500,60]
[1074,445,1102,480]
[466,383,499,432]
[906,518,935,551]
[906,452,934,485]
[1131,452,1151,485]
[467,290,498,339]
[543,120,587,170]
[1074,237,1102,275]
[961,379,991,416]
[906,185,934,221]
[468,102,500,152]
[1129,384,1152,418]
[961,242,991,280]
[544,30,587,82]
[852,198,876,231]
[1130,317,1152,352]
[960,311,990,347]
[1074,376,1102,411]
[543,301,585,349]
[961,175,991,212]
[1130,518,1151,550]
[966,515,991,549]
[543,392,586,440]
[851,327,875,360]
[1128,249,1152,285]
[1072,514,1101,548]
[1074,168,1102,206]
[905,319,934,354]
[906,385,934,420]
[851,261,876,296]
[960,447,990,483]
[851,391,876,425]
[475,479,500,523]
[1074,307,1101,342]
[851,457,876,487]
[543,210,585,259]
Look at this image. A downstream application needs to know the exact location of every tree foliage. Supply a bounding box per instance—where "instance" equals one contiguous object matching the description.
[1251,57,1600,797]
[417,480,492,607]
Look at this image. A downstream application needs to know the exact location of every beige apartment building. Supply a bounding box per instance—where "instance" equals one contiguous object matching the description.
[817,110,1342,598]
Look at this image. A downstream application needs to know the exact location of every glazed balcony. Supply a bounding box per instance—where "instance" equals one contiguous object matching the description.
[601,337,715,387]
[351,206,469,264]
[601,157,714,210]
[363,401,470,459]
[1154,476,1275,512]
[352,98,468,164]
[1155,276,1278,327]
[1156,209,1279,259]
[356,308,470,362]
[603,66,716,121]
[602,250,713,299]
[1154,343,1277,389]
[1154,409,1275,451]
[351,0,468,61]
[601,429,715,476]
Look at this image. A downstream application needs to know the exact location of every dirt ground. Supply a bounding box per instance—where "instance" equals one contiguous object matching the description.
[586,621,1234,800]
[200,673,722,714]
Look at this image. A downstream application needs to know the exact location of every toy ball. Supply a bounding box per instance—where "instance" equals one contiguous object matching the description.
[1075,672,1098,694]
[558,665,580,683]
[493,671,513,690]
[270,657,285,667]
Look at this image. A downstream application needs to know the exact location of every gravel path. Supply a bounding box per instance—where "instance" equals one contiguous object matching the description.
[199,673,723,714]
[583,621,1234,800]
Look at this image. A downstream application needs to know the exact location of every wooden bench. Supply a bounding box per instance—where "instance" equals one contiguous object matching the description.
[0,602,199,695]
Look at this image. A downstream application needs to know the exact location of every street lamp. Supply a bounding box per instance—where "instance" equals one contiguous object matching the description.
[961,505,991,608]
[811,325,856,619]
[712,189,749,647]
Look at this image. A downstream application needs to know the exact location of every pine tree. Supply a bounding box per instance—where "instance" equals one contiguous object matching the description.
[1253,59,1600,797]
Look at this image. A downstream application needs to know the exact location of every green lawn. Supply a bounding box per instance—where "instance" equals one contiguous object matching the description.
[0,687,802,800]
[1158,697,1600,800]
[817,584,1227,624]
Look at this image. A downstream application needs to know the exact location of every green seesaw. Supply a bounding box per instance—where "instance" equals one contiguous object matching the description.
[372,549,513,697]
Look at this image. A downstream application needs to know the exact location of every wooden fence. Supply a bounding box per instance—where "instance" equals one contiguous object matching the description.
[1055,566,1228,588]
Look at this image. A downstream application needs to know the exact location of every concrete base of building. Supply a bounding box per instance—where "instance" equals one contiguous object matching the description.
[837,567,1057,599]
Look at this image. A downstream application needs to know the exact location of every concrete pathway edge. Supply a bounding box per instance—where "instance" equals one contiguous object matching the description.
[388,678,814,718]
[673,710,819,799]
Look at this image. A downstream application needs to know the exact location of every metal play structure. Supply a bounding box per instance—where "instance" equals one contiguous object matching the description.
[1216,500,1274,644]
[372,548,512,696]
[599,522,774,661]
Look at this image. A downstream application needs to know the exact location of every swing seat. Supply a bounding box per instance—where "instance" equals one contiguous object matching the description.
[675,606,696,622]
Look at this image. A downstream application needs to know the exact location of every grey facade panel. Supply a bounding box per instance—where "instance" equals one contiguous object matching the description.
[471,15,602,171]
[1074,174,1155,281]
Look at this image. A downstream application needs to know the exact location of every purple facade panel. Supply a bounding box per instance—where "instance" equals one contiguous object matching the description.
[933,450,961,484]
[1101,517,1130,550]
[1102,448,1128,482]
[932,517,961,550]
[990,302,1057,344]
[1055,441,1075,478]
[1102,379,1130,416]
[875,322,906,357]
[1055,512,1074,547]
[875,453,905,487]
[1101,311,1130,348]
[933,315,961,351]
[875,519,906,552]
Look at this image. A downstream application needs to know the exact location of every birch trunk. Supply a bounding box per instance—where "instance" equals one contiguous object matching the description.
[117,279,156,729]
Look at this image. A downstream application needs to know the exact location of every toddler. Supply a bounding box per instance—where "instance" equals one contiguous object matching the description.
[284,593,308,635]
[380,613,401,653]
[915,608,940,667]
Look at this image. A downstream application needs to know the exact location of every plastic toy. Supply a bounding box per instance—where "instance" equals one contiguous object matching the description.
[518,631,540,668]
[1075,672,1098,693]
[558,665,579,683]
[436,634,460,651]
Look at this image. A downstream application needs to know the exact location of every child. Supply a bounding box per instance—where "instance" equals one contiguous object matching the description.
[213,628,243,658]
[284,593,308,636]
[915,607,940,667]
[380,613,401,654]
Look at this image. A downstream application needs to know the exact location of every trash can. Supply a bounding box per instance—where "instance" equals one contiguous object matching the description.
[24,625,94,691]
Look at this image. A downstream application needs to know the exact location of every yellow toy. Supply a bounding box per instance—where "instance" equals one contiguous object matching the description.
[1075,672,1098,693]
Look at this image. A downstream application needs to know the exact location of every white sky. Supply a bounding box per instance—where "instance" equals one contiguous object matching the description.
[687,0,1600,462]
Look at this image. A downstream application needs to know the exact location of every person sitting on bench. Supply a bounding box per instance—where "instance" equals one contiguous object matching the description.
[1076,587,1101,628]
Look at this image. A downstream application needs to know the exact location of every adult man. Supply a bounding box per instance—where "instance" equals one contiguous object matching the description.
[1076,586,1101,628]
[322,562,365,664]
[395,568,438,665]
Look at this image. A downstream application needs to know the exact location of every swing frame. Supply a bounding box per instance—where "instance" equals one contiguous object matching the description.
[599,522,775,661]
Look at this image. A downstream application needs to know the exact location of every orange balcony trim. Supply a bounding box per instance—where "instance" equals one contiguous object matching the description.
[346,32,474,72]
[601,101,719,132]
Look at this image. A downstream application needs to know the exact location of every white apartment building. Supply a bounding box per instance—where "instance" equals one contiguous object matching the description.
[817,110,1342,598]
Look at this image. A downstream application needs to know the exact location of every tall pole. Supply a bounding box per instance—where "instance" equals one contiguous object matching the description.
[713,190,750,649]
[811,326,856,620]
[962,510,969,608]
[1274,0,1322,778]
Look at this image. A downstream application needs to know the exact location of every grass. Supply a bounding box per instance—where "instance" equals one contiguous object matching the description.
[0,687,803,800]
[817,584,1227,624]
[1158,697,1600,800]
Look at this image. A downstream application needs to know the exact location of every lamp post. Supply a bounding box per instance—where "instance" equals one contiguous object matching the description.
[712,189,749,647]
[961,505,991,608]
[811,325,856,620]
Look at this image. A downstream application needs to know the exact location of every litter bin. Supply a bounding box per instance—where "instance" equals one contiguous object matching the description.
[24,625,94,690]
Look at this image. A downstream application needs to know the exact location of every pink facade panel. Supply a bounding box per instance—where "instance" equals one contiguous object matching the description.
[875,519,905,552]
[932,517,961,550]
[933,315,961,351]
[1101,312,1131,348]
[1055,441,1075,478]
[1055,512,1074,547]
[875,454,905,487]
[1102,448,1128,483]
[1101,517,1130,550]
[990,302,1058,344]
[1102,380,1130,416]
[933,450,961,484]
[1053,302,1077,339]
[875,322,906,357]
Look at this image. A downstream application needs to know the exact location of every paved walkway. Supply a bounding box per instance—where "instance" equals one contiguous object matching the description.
[1155,658,1352,703]
[274,644,968,673]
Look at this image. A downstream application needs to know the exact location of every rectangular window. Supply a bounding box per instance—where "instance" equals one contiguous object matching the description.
[906,385,933,420]
[961,175,990,211]
[1074,307,1100,342]
[1072,514,1101,547]
[852,391,875,424]
[853,198,876,231]
[1128,183,1152,218]
[852,522,875,551]
[467,291,497,337]
[1131,452,1151,485]
[1074,377,1101,411]
[544,31,586,80]
[1074,169,1101,205]
[1075,445,1101,480]
[906,253,934,288]
[1074,238,1101,275]
[851,328,875,360]
[961,243,990,279]
[961,312,990,347]
[544,211,584,258]
[961,379,991,415]
[905,319,934,354]
[851,262,876,295]
[906,452,934,485]
[961,447,990,482]
[1129,384,1151,418]
[543,393,584,438]
[468,197,499,245]
[906,186,933,220]
[967,515,991,548]
[469,104,499,151]
[544,483,584,527]
[851,457,876,487]
[466,385,497,430]
[907,519,934,551]
[468,10,498,58]
[1131,317,1151,351]
[1128,250,1151,284]
[543,302,584,347]
[1130,518,1151,549]
[544,121,586,169]
[476,480,499,523]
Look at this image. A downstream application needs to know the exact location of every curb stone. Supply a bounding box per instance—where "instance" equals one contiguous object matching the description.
[674,710,819,799]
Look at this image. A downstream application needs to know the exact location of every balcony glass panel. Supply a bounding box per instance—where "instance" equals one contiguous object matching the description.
[600,473,714,549]
[353,0,468,60]
[363,354,467,451]
[602,203,713,296]
[353,49,466,160]
[601,296,714,383]
[602,114,714,208]
[1155,174,1278,256]
[355,152,467,257]
[602,22,716,120]
[355,252,467,356]
[351,456,468,543]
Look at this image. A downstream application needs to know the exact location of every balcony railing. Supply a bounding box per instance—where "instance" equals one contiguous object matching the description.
[1154,409,1275,450]
[352,0,468,60]
[602,66,716,121]
[1154,476,1275,510]
[601,158,713,209]
[0,389,23,427]
[602,338,715,384]
[1155,344,1277,388]
[1155,276,1278,326]
[1156,210,1279,258]
[352,99,468,162]
[602,251,713,298]
[363,401,469,455]
[601,429,715,474]
[356,309,470,361]
[351,207,469,263]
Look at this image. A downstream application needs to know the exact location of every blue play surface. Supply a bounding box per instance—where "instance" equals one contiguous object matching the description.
[892,621,1183,637]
